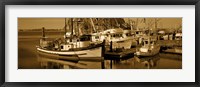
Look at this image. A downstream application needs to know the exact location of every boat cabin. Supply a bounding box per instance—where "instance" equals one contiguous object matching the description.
[141,37,156,46]
[91,28,124,43]
[60,34,92,51]
[39,38,55,48]
[123,30,134,38]
[175,33,182,40]
[103,28,124,41]
[135,30,146,37]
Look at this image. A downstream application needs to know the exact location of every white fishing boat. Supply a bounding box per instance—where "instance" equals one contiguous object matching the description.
[175,32,182,40]
[92,28,132,50]
[135,30,146,38]
[135,37,160,57]
[37,44,102,58]
[37,35,103,62]
[36,18,103,61]
[123,30,137,47]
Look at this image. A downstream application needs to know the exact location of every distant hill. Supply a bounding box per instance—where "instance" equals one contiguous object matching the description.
[18,29,64,32]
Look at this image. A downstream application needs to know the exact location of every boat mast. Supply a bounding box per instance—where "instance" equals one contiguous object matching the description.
[70,18,73,42]
[155,18,157,32]
[114,18,120,28]
[64,18,67,44]
[77,18,79,37]
[42,27,45,38]
[110,19,112,28]
[90,18,96,33]
[129,19,133,31]
[136,18,139,31]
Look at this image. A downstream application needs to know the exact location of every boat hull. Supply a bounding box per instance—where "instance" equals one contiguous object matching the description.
[136,45,160,58]
[37,46,102,61]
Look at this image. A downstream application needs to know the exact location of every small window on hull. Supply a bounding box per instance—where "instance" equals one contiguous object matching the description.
[145,41,148,44]
[95,36,99,39]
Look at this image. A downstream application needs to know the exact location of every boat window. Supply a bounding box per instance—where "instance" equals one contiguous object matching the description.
[117,34,122,37]
[95,36,99,39]
[80,35,91,41]
[126,33,132,36]
[150,41,154,44]
[145,41,148,44]
[120,34,122,37]
[110,33,123,38]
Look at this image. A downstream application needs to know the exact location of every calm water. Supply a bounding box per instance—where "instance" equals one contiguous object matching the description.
[18,31,182,69]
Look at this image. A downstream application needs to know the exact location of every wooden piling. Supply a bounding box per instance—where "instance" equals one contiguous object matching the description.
[110,60,112,69]
[101,40,105,69]
[110,41,113,52]
[42,27,45,38]
[42,27,45,41]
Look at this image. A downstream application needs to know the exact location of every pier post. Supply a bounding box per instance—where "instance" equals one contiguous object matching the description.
[42,27,45,37]
[101,40,105,69]
[168,34,169,40]
[110,60,112,69]
[173,32,176,40]
[42,27,46,41]
[110,41,113,52]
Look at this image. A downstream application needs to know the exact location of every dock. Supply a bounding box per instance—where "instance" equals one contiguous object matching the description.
[161,48,182,55]
[157,40,182,47]
[105,48,136,60]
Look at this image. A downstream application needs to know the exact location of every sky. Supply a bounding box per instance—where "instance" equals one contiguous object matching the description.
[18,18,182,30]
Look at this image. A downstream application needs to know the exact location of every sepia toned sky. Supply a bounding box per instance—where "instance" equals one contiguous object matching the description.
[18,18,182,30]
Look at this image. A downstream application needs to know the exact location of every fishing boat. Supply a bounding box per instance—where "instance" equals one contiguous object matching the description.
[36,18,103,61]
[92,28,132,50]
[135,36,160,57]
[37,37,102,57]
[175,32,182,40]
[123,30,137,47]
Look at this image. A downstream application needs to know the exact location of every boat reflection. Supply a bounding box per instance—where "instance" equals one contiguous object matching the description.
[133,55,160,69]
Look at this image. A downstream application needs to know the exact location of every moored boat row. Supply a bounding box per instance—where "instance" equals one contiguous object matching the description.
[36,18,182,62]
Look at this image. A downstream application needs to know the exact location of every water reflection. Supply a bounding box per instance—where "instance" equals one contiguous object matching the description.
[36,52,181,69]
[104,54,160,69]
